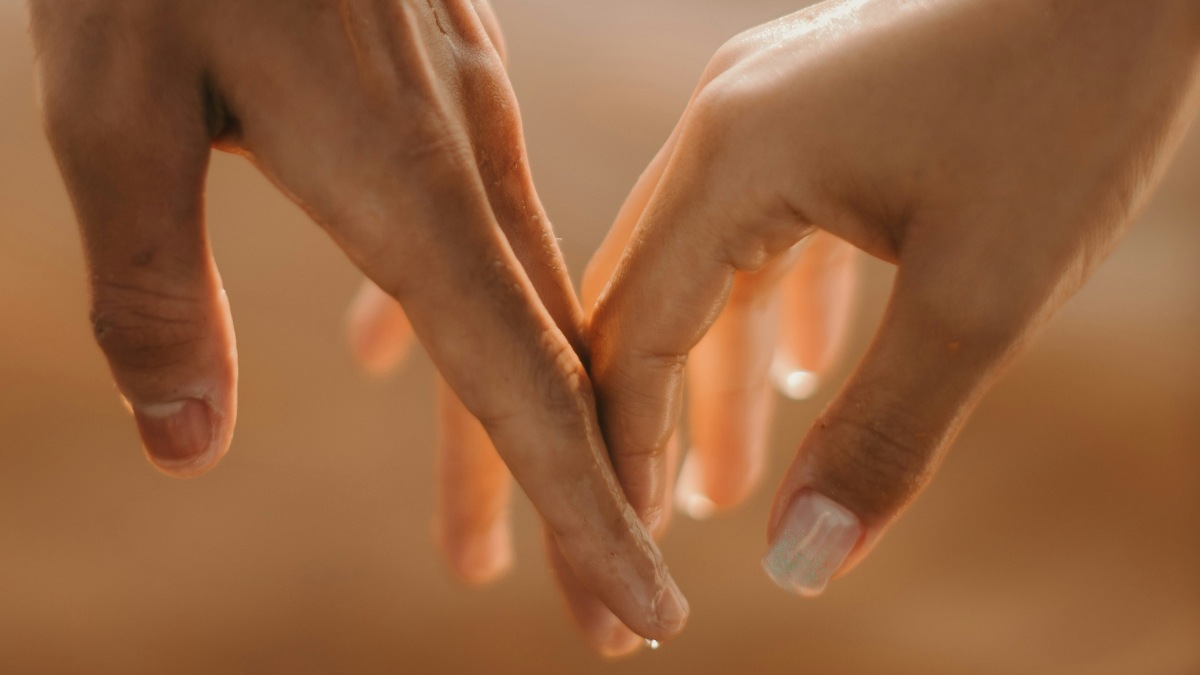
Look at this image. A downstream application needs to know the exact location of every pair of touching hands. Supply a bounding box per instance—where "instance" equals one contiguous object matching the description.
[32,0,1200,657]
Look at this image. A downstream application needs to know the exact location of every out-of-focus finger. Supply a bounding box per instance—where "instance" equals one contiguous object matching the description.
[544,529,645,659]
[676,257,793,519]
[434,378,513,586]
[771,232,860,400]
[346,280,416,376]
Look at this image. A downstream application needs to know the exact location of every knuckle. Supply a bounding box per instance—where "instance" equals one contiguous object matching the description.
[812,402,937,520]
[691,50,773,136]
[536,334,596,423]
[451,14,503,61]
[455,39,508,87]
[394,114,475,169]
[689,80,749,138]
[474,327,595,440]
[685,84,804,275]
[89,280,207,372]
[702,31,756,85]
[453,58,524,177]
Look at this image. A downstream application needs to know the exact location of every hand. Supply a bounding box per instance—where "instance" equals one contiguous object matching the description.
[584,0,1200,616]
[31,0,686,642]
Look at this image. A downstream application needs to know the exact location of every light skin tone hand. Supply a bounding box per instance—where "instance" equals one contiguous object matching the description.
[576,0,1200,653]
[29,0,687,644]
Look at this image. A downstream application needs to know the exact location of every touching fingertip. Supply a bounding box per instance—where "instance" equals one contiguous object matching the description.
[651,576,689,635]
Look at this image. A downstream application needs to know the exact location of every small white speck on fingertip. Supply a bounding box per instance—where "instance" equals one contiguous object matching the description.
[645,639,660,650]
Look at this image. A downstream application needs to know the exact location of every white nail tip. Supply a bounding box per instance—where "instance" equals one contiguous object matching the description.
[762,492,861,597]
[674,455,716,520]
[680,492,716,521]
[770,360,819,400]
[137,400,188,418]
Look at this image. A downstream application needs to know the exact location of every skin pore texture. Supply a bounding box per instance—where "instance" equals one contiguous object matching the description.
[29,0,1200,660]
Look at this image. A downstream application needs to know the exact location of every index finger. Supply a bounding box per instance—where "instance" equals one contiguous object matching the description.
[212,8,688,639]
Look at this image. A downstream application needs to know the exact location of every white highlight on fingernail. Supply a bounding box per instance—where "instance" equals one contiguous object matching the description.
[645,639,660,650]
[674,454,716,520]
[770,358,819,400]
[762,492,861,597]
[137,400,188,418]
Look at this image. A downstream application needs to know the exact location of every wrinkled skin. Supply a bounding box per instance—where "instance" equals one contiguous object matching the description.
[29,0,687,649]
[31,0,1200,660]
[578,0,1200,653]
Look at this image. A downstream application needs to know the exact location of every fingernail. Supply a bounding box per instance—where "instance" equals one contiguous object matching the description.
[133,399,215,473]
[770,358,820,400]
[675,455,716,520]
[762,491,861,597]
[651,575,689,633]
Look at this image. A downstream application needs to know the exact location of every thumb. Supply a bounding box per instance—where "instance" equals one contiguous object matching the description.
[762,242,1042,595]
[40,48,237,477]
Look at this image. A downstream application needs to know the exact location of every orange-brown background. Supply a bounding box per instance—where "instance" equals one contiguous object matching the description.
[2,1,1198,673]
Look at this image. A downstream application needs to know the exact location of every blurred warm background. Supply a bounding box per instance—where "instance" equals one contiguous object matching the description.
[2,1,1198,673]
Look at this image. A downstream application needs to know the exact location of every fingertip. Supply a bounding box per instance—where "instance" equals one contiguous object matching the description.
[134,398,228,478]
[650,575,690,637]
[761,491,862,597]
[545,543,649,659]
[346,284,412,376]
[597,558,690,643]
[674,454,717,521]
[349,329,403,377]
[592,621,645,660]
[769,356,820,401]
[675,446,762,514]
[437,520,514,587]
[604,584,689,649]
